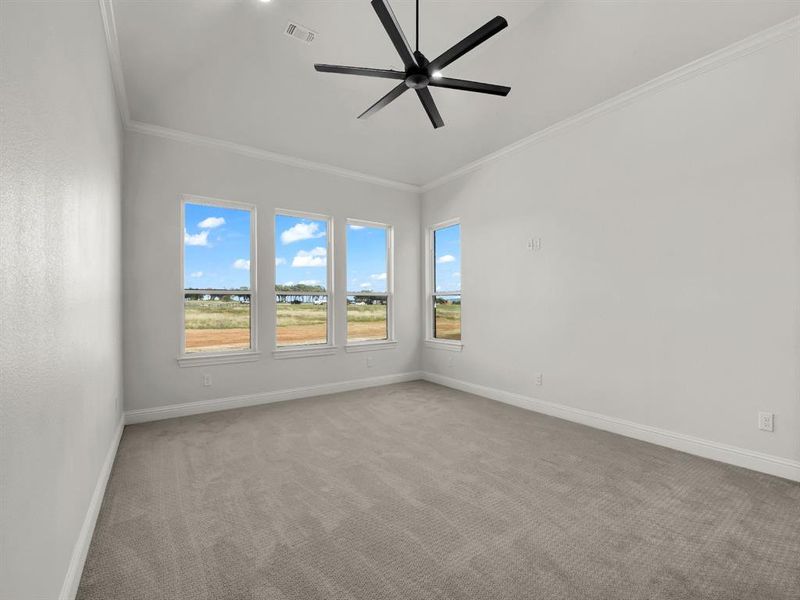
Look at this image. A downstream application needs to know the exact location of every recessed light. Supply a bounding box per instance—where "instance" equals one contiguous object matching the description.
[431,71,443,79]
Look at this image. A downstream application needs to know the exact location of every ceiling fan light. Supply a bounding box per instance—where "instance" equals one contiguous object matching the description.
[431,71,443,79]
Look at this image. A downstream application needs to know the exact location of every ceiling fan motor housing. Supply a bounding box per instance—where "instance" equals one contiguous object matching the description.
[405,72,430,89]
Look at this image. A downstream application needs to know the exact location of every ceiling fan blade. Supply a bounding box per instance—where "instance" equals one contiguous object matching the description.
[358,82,408,119]
[416,88,444,129]
[371,0,417,70]
[314,64,406,80]
[429,16,508,71]
[429,76,510,97]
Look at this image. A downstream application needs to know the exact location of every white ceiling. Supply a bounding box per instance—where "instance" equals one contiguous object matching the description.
[113,0,800,186]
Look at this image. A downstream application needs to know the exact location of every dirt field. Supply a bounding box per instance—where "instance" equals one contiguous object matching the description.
[346,304,387,342]
[347,320,387,342]
[185,328,250,352]
[276,324,328,346]
[184,299,251,353]
[184,300,396,350]
[434,303,461,340]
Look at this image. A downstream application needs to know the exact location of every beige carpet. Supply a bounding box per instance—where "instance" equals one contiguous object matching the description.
[78,381,800,600]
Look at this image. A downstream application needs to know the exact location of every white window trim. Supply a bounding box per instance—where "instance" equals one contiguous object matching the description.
[345,218,395,348]
[178,194,259,367]
[272,345,338,359]
[345,340,398,353]
[425,217,463,350]
[273,209,335,354]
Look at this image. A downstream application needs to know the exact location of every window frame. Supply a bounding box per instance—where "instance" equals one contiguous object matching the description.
[273,209,335,357]
[344,218,396,350]
[178,194,259,367]
[425,218,463,351]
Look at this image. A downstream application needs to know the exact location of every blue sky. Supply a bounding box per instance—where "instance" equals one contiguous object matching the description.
[275,214,329,289]
[184,207,396,293]
[184,203,251,290]
[434,224,461,293]
[346,224,387,293]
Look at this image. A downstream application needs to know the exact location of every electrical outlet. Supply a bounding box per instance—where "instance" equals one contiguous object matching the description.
[447,355,455,368]
[527,237,542,252]
[366,356,374,368]
[535,373,543,386]
[203,374,212,387]
[758,412,774,432]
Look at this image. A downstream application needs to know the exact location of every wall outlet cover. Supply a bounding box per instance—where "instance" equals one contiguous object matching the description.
[758,411,774,432]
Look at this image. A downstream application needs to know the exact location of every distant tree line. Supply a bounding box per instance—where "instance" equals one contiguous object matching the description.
[185,293,250,303]
[275,283,327,304]
[349,295,386,305]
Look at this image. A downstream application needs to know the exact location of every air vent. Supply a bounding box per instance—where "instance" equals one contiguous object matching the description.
[285,21,316,44]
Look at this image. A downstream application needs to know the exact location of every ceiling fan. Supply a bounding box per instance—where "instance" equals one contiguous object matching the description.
[314,0,511,129]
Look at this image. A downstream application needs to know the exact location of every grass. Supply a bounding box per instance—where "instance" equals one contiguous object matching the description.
[184,299,250,352]
[276,303,327,326]
[346,303,387,322]
[434,302,461,340]
[275,303,388,345]
[347,303,387,342]
[276,302,327,345]
[185,299,249,329]
[183,300,454,348]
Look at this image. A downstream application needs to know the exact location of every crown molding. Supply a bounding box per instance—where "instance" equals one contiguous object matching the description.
[98,0,420,193]
[98,0,130,126]
[125,120,421,193]
[420,15,800,193]
[99,0,797,197]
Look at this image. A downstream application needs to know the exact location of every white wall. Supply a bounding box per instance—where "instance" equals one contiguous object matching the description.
[422,34,800,468]
[122,131,421,414]
[0,2,124,599]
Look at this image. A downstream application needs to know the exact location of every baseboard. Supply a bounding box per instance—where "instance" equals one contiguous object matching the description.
[422,372,800,482]
[59,415,125,600]
[124,371,424,424]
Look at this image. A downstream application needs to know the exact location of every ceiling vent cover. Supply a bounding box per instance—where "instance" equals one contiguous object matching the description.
[285,21,316,44]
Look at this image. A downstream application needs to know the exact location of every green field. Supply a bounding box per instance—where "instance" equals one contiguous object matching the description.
[346,302,388,342]
[184,299,249,329]
[434,302,461,340]
[184,299,250,352]
[183,299,457,349]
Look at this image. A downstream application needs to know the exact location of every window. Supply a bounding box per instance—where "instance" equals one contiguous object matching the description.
[274,211,332,348]
[181,197,256,357]
[430,221,461,342]
[346,220,393,344]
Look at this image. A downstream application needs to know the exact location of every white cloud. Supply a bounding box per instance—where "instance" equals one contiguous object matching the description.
[282,281,295,286]
[437,254,455,264]
[360,282,373,289]
[453,271,460,278]
[298,280,319,286]
[190,271,203,278]
[233,258,250,270]
[275,257,286,266]
[198,216,225,229]
[349,224,365,230]
[281,222,326,245]
[370,272,387,280]
[292,246,326,267]
[184,229,209,246]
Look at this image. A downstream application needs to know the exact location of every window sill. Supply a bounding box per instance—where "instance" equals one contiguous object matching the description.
[272,346,338,359]
[345,340,398,353]
[424,339,463,352]
[177,351,261,368]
